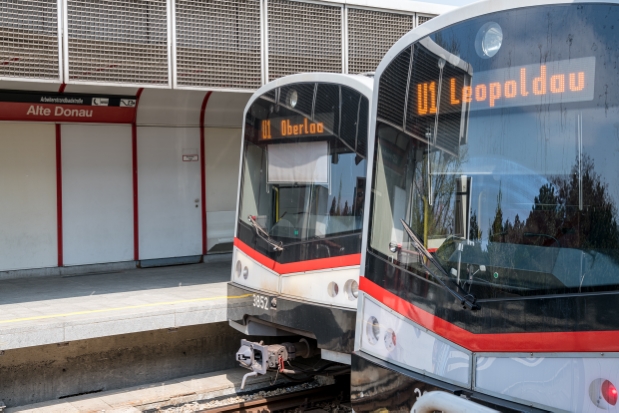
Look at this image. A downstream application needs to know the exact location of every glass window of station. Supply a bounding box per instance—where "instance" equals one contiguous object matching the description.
[239,82,369,263]
[369,4,619,299]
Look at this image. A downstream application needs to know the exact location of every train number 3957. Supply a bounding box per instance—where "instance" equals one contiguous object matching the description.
[253,294,270,310]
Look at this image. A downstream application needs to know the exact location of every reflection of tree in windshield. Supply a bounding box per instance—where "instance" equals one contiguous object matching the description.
[553,155,619,254]
[465,155,619,296]
[488,155,619,259]
[488,184,505,244]
[411,150,465,244]
[432,31,461,59]
[330,181,351,217]
[469,210,481,241]
[430,154,619,297]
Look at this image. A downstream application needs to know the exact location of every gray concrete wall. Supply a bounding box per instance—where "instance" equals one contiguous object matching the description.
[0,253,232,281]
[0,323,246,408]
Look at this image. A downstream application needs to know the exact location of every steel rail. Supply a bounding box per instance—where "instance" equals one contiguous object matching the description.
[200,384,345,413]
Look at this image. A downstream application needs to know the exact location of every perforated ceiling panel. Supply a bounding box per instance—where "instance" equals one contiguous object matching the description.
[348,8,413,75]
[67,0,169,86]
[417,15,435,25]
[176,0,261,90]
[268,0,342,81]
[0,0,60,81]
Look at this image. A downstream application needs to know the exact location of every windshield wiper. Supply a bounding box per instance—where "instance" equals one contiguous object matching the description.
[248,215,284,252]
[399,219,480,311]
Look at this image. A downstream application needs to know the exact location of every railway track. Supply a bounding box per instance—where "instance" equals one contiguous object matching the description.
[201,384,348,412]
[156,375,351,413]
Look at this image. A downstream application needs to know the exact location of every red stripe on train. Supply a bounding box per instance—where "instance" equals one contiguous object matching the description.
[234,237,360,274]
[360,276,619,352]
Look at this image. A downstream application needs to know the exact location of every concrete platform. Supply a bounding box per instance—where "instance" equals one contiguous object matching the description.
[5,367,288,412]
[0,257,248,350]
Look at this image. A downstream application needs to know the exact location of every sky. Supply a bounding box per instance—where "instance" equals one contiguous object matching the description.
[422,0,477,6]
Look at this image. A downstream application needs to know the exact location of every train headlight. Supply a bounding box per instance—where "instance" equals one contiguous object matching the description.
[590,378,618,407]
[476,22,502,59]
[384,328,396,351]
[344,279,359,301]
[287,89,298,108]
[235,260,242,278]
[361,297,472,388]
[603,380,618,405]
[327,281,339,297]
[242,266,249,279]
[366,316,380,345]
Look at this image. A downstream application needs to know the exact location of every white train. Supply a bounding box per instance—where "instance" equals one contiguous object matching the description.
[227,73,372,386]
[353,0,619,412]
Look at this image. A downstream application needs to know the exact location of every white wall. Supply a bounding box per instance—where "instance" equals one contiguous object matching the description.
[205,127,243,251]
[203,93,250,128]
[137,89,205,127]
[138,127,202,259]
[0,123,57,271]
[62,124,133,265]
[0,89,248,272]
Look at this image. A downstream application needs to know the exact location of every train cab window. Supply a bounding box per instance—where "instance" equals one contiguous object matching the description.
[238,82,369,263]
[368,4,619,299]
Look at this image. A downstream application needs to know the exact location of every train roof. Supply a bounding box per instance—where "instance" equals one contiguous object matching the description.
[375,0,619,80]
[244,73,375,111]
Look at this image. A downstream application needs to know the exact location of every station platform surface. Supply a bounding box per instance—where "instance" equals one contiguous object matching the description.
[0,256,249,351]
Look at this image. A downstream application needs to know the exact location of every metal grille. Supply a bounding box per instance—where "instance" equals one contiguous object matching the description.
[0,0,59,80]
[67,0,169,85]
[417,15,435,25]
[377,46,410,129]
[176,0,261,90]
[268,0,342,81]
[347,8,413,75]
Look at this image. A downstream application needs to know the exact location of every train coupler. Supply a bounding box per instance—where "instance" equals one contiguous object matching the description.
[236,338,316,389]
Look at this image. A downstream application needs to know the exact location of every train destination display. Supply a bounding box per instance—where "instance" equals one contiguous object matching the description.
[260,115,329,140]
[416,56,595,115]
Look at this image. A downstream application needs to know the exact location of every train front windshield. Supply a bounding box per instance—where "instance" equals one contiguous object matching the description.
[238,83,368,263]
[369,4,619,299]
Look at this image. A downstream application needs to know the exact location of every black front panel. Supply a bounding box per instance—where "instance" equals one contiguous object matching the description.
[238,81,369,264]
[237,221,362,264]
[367,4,619,333]
[351,352,548,413]
[366,251,619,333]
[227,283,357,353]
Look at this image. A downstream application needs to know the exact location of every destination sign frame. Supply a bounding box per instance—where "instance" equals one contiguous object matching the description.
[260,114,334,140]
[415,56,595,115]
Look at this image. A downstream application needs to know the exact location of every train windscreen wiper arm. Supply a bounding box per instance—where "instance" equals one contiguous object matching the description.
[400,219,480,311]
[248,215,284,252]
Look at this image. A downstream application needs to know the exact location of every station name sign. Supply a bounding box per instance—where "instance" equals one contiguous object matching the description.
[0,91,138,123]
[416,56,595,114]
[260,115,331,140]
